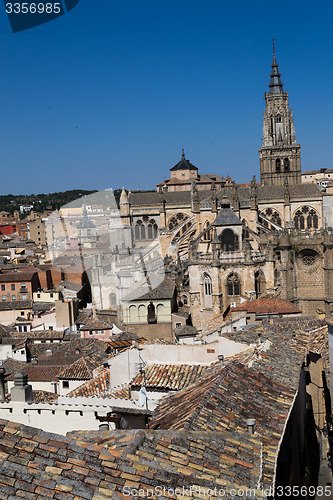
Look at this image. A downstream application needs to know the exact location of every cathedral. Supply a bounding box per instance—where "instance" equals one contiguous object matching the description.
[117,44,333,332]
[50,46,333,334]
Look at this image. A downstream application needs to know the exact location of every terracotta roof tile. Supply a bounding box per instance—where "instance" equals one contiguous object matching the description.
[57,357,101,380]
[66,369,131,400]
[232,298,301,315]
[131,363,209,390]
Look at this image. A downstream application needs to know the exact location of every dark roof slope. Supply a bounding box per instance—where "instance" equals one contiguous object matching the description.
[213,207,243,226]
[150,361,294,438]
[0,418,272,497]
[170,153,198,172]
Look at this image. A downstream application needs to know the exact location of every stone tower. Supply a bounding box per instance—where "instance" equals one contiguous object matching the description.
[259,43,301,186]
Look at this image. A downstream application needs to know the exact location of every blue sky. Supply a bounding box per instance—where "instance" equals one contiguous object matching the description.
[1,0,333,194]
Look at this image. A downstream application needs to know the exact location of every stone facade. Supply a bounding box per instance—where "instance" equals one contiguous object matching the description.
[114,47,333,332]
[259,44,301,187]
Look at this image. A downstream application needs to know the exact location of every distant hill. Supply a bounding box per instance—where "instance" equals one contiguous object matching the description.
[0,190,98,215]
[0,188,156,215]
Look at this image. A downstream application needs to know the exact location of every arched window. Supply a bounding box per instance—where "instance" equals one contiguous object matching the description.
[109,293,117,307]
[284,158,290,172]
[135,220,145,240]
[255,270,266,298]
[276,114,281,123]
[181,294,188,305]
[220,229,239,252]
[307,209,319,229]
[203,274,212,296]
[203,221,211,241]
[294,206,319,230]
[129,305,137,322]
[147,219,158,240]
[259,208,282,228]
[276,159,281,173]
[138,304,146,322]
[147,302,157,323]
[156,304,165,319]
[202,273,212,308]
[168,213,187,231]
[227,274,240,296]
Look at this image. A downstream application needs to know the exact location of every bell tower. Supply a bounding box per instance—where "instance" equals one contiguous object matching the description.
[259,42,301,186]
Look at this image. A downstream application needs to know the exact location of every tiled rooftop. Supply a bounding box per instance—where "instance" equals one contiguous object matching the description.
[232,298,302,315]
[65,369,132,400]
[0,418,273,498]
[0,300,32,311]
[79,317,113,331]
[131,363,209,391]
[28,338,110,367]
[0,270,37,282]
[57,357,100,381]
[3,359,61,383]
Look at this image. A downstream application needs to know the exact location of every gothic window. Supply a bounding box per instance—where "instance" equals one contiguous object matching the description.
[276,114,281,123]
[298,249,318,268]
[203,274,212,296]
[135,219,158,240]
[147,219,158,239]
[168,213,187,231]
[294,206,319,230]
[202,273,212,308]
[259,208,282,228]
[220,229,239,252]
[227,274,240,296]
[181,222,191,235]
[274,269,280,287]
[284,158,290,172]
[255,270,266,298]
[135,220,146,240]
[276,159,281,173]
[203,221,211,241]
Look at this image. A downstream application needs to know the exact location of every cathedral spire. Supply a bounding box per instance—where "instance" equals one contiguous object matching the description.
[259,42,301,186]
[269,39,284,94]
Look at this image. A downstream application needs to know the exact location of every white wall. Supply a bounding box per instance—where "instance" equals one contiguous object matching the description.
[108,338,248,387]
[59,379,89,396]
[0,401,115,435]
[0,345,27,362]
[32,311,57,331]
[7,380,55,393]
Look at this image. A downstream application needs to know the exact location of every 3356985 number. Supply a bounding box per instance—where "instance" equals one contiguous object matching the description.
[276,486,332,497]
[5,3,61,14]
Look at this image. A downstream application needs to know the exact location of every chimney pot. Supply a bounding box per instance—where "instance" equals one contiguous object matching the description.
[218,354,224,367]
[246,418,256,434]
[99,423,110,431]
